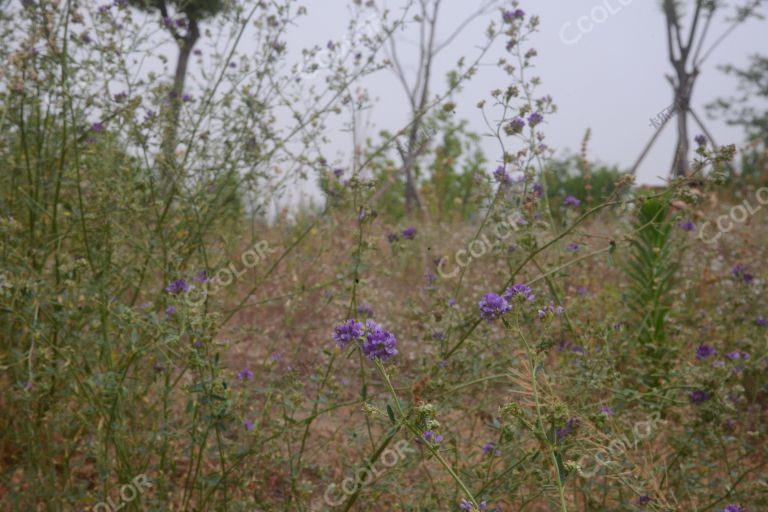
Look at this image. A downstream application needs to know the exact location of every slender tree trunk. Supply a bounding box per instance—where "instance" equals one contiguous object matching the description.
[403,122,423,213]
[672,88,690,176]
[162,18,199,182]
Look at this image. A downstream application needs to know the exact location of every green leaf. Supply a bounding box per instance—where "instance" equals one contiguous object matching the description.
[386,404,396,425]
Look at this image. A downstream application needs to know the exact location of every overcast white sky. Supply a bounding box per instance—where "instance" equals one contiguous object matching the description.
[274,0,766,203]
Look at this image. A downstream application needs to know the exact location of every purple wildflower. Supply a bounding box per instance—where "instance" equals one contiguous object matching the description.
[723,506,745,512]
[556,418,580,439]
[689,389,710,404]
[356,303,374,317]
[182,93,193,103]
[237,368,253,381]
[448,298,457,308]
[507,116,526,134]
[493,165,511,184]
[726,351,741,360]
[695,134,707,147]
[194,271,208,283]
[731,264,754,283]
[600,405,613,416]
[165,279,190,294]
[567,243,579,251]
[422,430,444,444]
[503,284,535,302]
[333,168,344,178]
[332,320,363,349]
[482,442,501,456]
[91,122,105,132]
[756,317,768,327]
[678,221,696,232]
[362,320,398,360]
[527,112,543,127]
[165,306,176,316]
[503,8,525,24]
[696,344,716,360]
[479,293,512,322]
[402,227,417,240]
[563,195,581,207]
[638,495,652,506]
[532,182,544,197]
[244,419,254,430]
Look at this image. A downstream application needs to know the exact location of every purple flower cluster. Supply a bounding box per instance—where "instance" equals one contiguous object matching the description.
[362,320,398,360]
[478,284,536,322]
[726,351,749,360]
[696,344,716,360]
[723,505,745,512]
[422,430,444,444]
[563,195,581,207]
[507,116,526,134]
[556,417,580,439]
[756,317,768,327]
[402,227,417,240]
[503,284,535,302]
[502,9,525,22]
[527,112,543,127]
[689,389,710,404]
[493,165,511,184]
[332,319,363,349]
[678,221,696,232]
[538,302,565,318]
[165,279,190,294]
[237,368,254,381]
[638,495,652,506]
[356,303,374,317]
[482,442,501,456]
[731,264,754,284]
[479,293,512,322]
[695,134,707,147]
[460,499,488,511]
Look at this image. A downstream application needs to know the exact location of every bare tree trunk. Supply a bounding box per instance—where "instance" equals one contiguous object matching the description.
[672,82,691,176]
[163,18,199,167]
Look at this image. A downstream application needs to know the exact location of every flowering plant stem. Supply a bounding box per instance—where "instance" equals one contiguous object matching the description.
[507,319,569,512]
[374,359,481,509]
